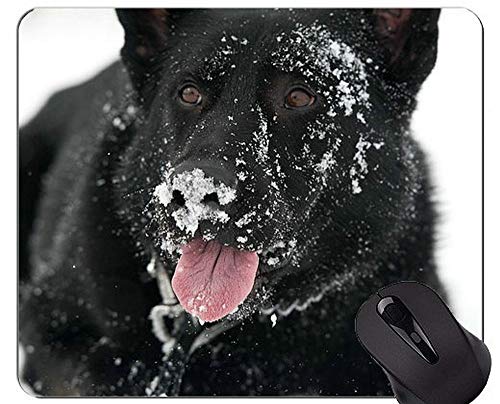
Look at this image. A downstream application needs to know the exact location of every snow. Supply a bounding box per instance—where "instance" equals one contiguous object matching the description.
[253,105,270,165]
[112,116,126,131]
[153,168,237,236]
[356,112,366,124]
[235,211,256,228]
[146,256,156,277]
[266,20,377,199]
[267,257,280,266]
[315,150,336,186]
[260,239,296,268]
[270,313,277,327]
[271,21,371,121]
[154,182,173,207]
[145,376,160,396]
[349,135,372,194]
[236,171,248,181]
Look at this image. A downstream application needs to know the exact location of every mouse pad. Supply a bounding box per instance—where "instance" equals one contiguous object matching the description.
[17,8,482,397]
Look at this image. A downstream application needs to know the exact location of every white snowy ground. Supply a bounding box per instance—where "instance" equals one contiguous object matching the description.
[18,9,483,334]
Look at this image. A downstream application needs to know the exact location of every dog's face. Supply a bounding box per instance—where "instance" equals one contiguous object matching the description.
[115,9,439,322]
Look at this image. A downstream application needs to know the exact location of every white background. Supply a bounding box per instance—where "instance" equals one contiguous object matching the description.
[3,2,497,403]
[19,8,483,333]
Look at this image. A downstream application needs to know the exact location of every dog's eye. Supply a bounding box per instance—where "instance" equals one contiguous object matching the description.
[179,85,202,106]
[285,88,315,109]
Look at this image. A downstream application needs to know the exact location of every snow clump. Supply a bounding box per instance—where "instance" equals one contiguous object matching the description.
[154,168,237,236]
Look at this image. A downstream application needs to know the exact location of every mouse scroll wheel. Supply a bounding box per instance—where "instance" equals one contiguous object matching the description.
[384,303,407,324]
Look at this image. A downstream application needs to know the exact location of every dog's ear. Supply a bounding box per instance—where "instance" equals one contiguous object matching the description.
[116,9,172,65]
[371,9,440,86]
[116,9,182,94]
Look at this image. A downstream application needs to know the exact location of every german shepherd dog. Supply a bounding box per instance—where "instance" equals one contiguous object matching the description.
[19,9,442,396]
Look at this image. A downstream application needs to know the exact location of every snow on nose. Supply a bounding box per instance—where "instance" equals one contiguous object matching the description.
[154,168,237,236]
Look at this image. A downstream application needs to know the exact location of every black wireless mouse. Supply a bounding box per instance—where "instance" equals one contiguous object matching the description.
[355,281,491,404]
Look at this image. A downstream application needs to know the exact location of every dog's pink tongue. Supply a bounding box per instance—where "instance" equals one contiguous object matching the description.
[171,238,259,323]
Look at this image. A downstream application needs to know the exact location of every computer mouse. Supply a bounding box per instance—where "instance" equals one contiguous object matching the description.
[355,281,491,404]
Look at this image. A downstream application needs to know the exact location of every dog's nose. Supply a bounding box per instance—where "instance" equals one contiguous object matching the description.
[170,161,237,210]
[170,188,222,209]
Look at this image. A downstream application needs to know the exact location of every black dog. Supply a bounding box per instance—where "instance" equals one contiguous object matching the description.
[19,9,443,396]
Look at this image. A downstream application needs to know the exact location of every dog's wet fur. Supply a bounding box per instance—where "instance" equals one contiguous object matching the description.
[20,9,443,396]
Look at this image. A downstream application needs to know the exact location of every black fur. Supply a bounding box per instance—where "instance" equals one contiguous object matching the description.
[19,9,442,396]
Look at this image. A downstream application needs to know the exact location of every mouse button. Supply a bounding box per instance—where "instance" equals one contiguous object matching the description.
[400,292,462,353]
[355,295,387,344]
[355,296,400,358]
